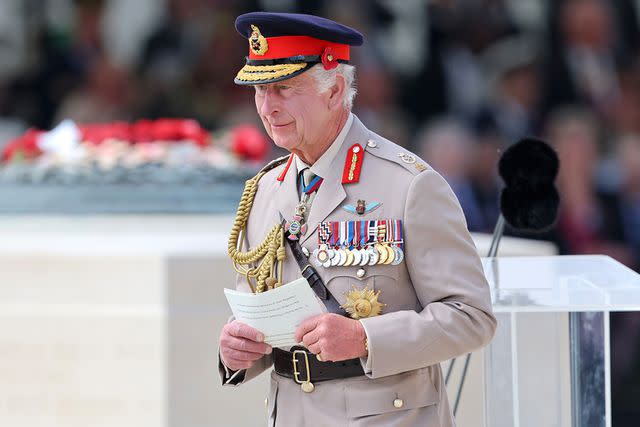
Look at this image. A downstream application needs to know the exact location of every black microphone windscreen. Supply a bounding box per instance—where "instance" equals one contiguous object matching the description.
[498,138,560,233]
[499,138,559,188]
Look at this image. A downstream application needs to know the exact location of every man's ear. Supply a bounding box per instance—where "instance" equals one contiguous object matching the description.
[327,73,347,110]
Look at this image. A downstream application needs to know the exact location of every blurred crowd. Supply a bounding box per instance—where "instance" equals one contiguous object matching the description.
[1,0,640,268]
[1,0,640,422]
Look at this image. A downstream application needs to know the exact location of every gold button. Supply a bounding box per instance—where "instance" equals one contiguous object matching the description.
[301,382,315,393]
[302,247,310,257]
[393,398,404,408]
[367,139,377,148]
[265,397,269,407]
[356,268,366,278]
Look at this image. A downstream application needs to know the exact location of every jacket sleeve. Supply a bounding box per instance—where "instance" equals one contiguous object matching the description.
[359,169,497,378]
[218,346,273,386]
[218,299,275,386]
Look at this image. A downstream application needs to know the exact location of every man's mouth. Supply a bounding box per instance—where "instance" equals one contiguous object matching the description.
[271,122,293,128]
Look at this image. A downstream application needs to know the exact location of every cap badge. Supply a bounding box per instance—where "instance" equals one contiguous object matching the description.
[249,25,268,56]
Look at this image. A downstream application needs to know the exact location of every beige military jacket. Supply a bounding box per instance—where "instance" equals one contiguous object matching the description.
[220,115,496,426]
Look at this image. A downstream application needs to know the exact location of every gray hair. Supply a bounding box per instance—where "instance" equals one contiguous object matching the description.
[307,63,357,110]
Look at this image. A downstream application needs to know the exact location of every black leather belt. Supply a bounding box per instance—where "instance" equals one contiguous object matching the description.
[273,346,364,384]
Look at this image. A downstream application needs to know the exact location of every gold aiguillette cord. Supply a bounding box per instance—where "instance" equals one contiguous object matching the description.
[227,160,288,293]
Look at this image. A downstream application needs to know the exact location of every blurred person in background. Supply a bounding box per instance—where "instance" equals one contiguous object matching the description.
[137,0,223,125]
[478,35,542,143]
[599,135,640,270]
[417,116,503,234]
[187,4,263,130]
[610,58,640,137]
[418,118,490,232]
[0,0,100,130]
[605,135,640,426]
[54,54,134,124]
[352,65,410,148]
[541,0,638,121]
[399,0,517,129]
[546,107,635,266]
[468,115,504,233]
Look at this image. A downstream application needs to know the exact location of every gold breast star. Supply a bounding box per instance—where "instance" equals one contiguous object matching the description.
[341,285,386,319]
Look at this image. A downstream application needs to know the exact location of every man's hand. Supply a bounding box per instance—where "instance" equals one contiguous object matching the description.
[294,313,367,362]
[219,321,272,371]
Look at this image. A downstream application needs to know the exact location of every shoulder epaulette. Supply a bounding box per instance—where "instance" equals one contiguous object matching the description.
[363,136,430,175]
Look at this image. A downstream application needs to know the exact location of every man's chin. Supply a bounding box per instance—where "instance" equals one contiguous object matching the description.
[272,139,297,152]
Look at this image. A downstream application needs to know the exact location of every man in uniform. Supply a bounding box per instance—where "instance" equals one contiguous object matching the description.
[219,11,496,426]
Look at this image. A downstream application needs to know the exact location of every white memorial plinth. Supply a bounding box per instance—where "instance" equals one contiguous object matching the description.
[0,215,556,426]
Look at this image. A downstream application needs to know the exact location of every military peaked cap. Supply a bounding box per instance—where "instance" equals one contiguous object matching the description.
[234,12,363,85]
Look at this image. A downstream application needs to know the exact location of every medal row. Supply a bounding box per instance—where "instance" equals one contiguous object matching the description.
[311,219,404,267]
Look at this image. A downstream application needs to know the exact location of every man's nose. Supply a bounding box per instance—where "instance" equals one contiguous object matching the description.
[259,88,280,116]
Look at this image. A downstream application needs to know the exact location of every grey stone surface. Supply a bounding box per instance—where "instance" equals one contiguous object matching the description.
[0,164,254,213]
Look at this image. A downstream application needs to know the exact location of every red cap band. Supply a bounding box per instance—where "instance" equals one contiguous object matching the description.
[249,35,350,61]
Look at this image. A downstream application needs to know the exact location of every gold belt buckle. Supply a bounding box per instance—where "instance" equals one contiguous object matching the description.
[292,350,315,393]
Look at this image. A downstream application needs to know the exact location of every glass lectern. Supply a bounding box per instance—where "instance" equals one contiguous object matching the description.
[481,255,640,427]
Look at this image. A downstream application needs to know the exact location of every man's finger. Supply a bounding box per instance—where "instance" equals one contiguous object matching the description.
[307,341,322,356]
[228,321,265,342]
[223,348,265,361]
[228,336,272,354]
[294,314,323,343]
[301,328,321,348]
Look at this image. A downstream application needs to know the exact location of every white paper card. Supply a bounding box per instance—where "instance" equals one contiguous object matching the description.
[223,277,326,348]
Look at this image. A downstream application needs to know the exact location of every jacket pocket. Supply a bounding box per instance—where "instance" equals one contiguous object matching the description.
[322,263,399,288]
[320,264,400,313]
[345,366,439,418]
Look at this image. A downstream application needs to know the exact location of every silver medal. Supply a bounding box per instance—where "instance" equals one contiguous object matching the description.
[358,248,369,266]
[352,249,362,266]
[330,248,341,266]
[367,246,379,265]
[391,246,404,265]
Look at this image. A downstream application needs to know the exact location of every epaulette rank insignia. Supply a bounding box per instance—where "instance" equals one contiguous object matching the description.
[398,152,428,173]
[342,143,364,184]
[365,138,429,174]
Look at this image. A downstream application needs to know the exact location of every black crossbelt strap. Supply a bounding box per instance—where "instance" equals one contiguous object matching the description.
[283,234,343,314]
